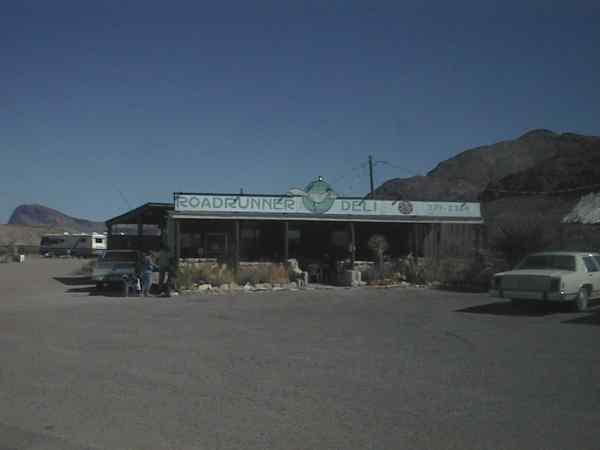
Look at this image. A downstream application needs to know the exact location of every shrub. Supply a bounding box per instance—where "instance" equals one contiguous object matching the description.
[176,264,196,290]
[399,253,428,284]
[176,263,235,289]
[177,262,290,290]
[270,263,290,284]
[238,263,290,285]
[423,251,509,291]
[212,265,235,286]
[490,215,554,266]
[367,234,389,279]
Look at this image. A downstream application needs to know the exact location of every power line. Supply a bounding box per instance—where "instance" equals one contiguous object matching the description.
[368,155,374,196]
[330,157,419,197]
[485,183,600,196]
[373,160,419,176]
[330,161,369,186]
[339,170,368,196]
[116,188,132,209]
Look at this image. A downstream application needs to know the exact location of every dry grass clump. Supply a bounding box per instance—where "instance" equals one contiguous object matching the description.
[238,263,289,285]
[177,264,235,289]
[178,262,290,290]
[270,263,290,284]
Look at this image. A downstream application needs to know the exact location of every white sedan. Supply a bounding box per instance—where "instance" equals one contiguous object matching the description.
[489,252,600,311]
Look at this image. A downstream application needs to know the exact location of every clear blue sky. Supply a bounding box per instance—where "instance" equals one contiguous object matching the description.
[2,0,599,223]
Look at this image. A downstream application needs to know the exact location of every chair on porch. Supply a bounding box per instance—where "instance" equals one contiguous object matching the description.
[307,263,323,283]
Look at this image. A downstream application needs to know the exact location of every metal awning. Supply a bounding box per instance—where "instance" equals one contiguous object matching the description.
[170,211,484,224]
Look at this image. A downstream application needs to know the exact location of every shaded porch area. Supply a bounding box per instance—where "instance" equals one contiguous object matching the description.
[174,218,482,283]
[105,203,174,252]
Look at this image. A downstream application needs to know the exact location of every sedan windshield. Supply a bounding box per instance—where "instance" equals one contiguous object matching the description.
[102,252,137,262]
[516,254,576,271]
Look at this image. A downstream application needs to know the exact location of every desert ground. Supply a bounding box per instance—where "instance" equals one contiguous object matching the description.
[0,258,599,450]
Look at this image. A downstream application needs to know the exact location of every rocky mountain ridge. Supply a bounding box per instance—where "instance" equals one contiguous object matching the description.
[372,129,600,203]
[8,204,105,233]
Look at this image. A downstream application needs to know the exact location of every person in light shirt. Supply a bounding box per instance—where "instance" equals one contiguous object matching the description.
[141,252,155,297]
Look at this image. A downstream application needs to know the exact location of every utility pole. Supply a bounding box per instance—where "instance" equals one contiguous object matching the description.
[368,155,375,197]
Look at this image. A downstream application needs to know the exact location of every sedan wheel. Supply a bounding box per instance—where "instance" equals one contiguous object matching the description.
[575,287,589,312]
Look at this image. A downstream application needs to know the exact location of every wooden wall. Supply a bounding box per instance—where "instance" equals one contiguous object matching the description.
[415,223,485,259]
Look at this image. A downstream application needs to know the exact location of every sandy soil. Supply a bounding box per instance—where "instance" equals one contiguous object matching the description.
[0,259,599,450]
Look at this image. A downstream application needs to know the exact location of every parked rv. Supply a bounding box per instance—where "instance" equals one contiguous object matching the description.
[40,233,107,257]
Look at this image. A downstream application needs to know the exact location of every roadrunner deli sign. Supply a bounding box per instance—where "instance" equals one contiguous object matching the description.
[175,179,481,220]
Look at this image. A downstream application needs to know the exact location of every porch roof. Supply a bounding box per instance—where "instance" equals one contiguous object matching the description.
[106,203,174,227]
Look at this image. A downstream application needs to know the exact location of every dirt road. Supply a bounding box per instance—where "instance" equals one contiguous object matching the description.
[1,259,599,449]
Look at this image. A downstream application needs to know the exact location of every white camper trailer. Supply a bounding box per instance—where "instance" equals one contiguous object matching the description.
[40,233,107,257]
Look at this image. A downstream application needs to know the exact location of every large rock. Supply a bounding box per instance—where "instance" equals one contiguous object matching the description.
[341,270,362,287]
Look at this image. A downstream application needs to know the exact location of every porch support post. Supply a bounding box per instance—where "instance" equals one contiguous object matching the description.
[234,220,240,277]
[349,222,356,265]
[106,224,112,250]
[283,221,289,262]
[159,216,165,246]
[175,220,181,262]
[436,223,442,263]
[137,216,143,252]
[413,224,419,256]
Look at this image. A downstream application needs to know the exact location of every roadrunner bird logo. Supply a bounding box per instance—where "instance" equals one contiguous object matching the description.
[288,177,337,214]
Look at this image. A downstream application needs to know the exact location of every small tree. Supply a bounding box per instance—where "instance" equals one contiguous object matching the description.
[367,234,389,278]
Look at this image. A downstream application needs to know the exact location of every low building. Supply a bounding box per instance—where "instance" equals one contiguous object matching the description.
[105,178,485,283]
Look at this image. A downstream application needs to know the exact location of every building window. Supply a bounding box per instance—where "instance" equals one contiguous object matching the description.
[240,225,261,261]
[583,256,598,272]
[205,233,228,259]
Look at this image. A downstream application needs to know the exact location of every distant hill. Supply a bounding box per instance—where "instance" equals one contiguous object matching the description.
[371,129,598,202]
[8,204,106,233]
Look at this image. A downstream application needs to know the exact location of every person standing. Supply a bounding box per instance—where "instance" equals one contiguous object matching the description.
[142,252,155,297]
[158,244,171,294]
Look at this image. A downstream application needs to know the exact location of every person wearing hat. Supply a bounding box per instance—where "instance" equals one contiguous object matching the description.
[141,252,155,296]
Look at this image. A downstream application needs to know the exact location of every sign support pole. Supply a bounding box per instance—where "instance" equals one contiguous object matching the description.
[283,221,289,262]
[349,222,356,265]
[234,220,240,278]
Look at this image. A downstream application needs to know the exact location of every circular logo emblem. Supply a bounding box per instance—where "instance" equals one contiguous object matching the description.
[303,178,337,213]
[289,178,337,214]
[397,200,414,215]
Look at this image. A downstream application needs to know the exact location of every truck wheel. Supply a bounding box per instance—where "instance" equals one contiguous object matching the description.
[575,287,589,312]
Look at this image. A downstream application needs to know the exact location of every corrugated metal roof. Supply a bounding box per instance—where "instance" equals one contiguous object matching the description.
[105,203,173,226]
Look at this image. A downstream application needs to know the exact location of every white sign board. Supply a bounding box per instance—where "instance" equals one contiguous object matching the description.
[175,194,481,219]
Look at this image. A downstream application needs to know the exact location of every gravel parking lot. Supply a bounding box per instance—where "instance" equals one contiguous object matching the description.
[1,258,599,450]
